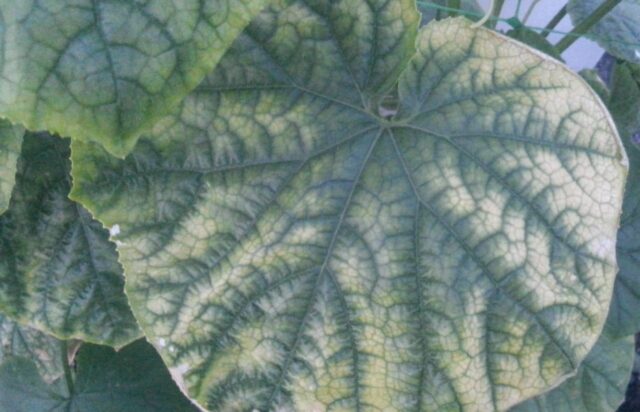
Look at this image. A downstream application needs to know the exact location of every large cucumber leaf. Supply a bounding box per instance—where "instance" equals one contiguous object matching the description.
[0,0,270,157]
[0,132,140,347]
[0,338,198,411]
[567,0,640,64]
[0,120,23,214]
[71,10,627,412]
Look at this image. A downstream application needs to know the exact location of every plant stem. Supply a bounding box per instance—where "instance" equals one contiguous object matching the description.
[522,0,542,24]
[60,340,75,396]
[448,0,461,17]
[542,5,567,37]
[555,0,623,53]
[488,0,505,28]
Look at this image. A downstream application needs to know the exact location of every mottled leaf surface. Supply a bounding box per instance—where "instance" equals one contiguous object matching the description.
[568,0,640,64]
[0,0,269,157]
[0,314,63,383]
[511,60,640,412]
[71,11,627,412]
[0,132,140,347]
[0,120,24,214]
[0,339,198,411]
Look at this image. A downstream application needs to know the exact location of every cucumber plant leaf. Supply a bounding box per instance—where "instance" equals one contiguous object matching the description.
[580,69,611,103]
[0,0,270,157]
[567,0,640,64]
[607,62,640,339]
[512,60,640,412]
[0,132,140,347]
[0,314,64,384]
[71,8,627,412]
[0,120,24,214]
[0,339,199,412]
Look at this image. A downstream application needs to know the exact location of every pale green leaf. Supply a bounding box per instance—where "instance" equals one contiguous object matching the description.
[71,12,627,412]
[0,314,63,383]
[0,120,24,214]
[509,60,640,412]
[0,0,270,157]
[567,0,640,64]
[0,132,140,347]
[0,339,199,411]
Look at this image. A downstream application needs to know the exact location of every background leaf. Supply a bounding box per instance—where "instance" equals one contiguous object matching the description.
[507,28,564,61]
[604,62,640,339]
[0,314,63,384]
[567,0,640,64]
[0,132,140,347]
[71,13,627,412]
[0,339,198,411]
[0,0,270,157]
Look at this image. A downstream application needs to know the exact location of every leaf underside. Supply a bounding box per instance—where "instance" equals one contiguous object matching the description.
[0,132,140,347]
[0,0,269,157]
[71,5,627,412]
[567,0,640,64]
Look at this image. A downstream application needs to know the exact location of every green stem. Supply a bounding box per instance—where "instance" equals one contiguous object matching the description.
[542,5,567,37]
[522,0,542,24]
[448,0,461,17]
[488,0,505,28]
[555,0,623,53]
[60,340,75,396]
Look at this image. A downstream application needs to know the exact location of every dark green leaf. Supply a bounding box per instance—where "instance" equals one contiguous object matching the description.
[0,132,140,347]
[0,339,198,412]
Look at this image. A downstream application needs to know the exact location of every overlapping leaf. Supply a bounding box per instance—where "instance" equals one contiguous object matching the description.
[606,62,640,339]
[0,314,63,384]
[71,7,627,412]
[0,339,198,411]
[567,0,640,64]
[0,120,24,214]
[0,0,270,157]
[0,132,140,347]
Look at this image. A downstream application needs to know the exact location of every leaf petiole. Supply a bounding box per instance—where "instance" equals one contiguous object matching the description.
[60,340,74,396]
